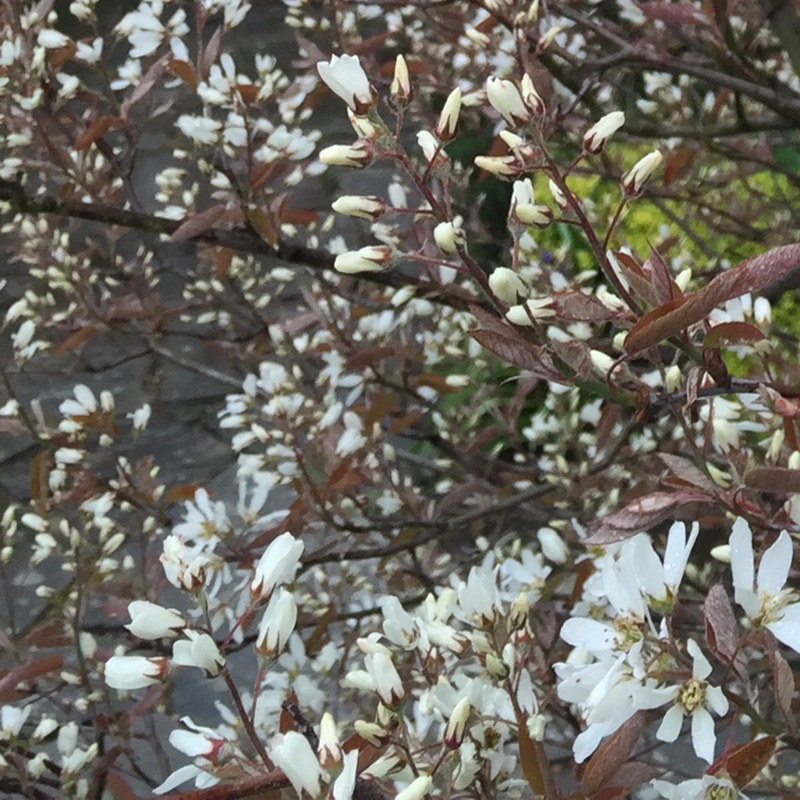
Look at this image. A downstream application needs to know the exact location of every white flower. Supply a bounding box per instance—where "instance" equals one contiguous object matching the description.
[319,142,371,167]
[59,384,97,417]
[651,774,747,800]
[172,630,225,676]
[251,531,304,602]
[331,195,386,220]
[381,595,418,648]
[537,527,569,564]
[332,748,359,800]
[0,705,31,739]
[655,639,728,763]
[317,54,375,113]
[176,115,221,145]
[395,774,432,800]
[583,111,625,153]
[160,535,209,591]
[629,521,699,612]
[457,564,502,626]
[256,587,297,657]
[622,150,663,195]
[271,731,324,797]
[125,600,185,639]
[433,217,465,254]
[435,87,462,139]
[37,30,70,49]
[488,267,529,305]
[730,517,800,652]
[444,698,470,749]
[334,246,393,275]
[509,178,552,227]
[390,54,411,103]
[486,77,531,126]
[105,655,169,690]
[364,649,404,706]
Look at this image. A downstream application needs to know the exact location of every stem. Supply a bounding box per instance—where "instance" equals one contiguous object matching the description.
[222,667,273,768]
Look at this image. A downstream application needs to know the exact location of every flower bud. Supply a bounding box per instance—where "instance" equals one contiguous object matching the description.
[509,178,552,227]
[621,149,662,195]
[320,142,372,168]
[474,154,518,177]
[391,54,411,104]
[433,217,465,254]
[256,587,297,658]
[583,111,625,154]
[317,712,342,767]
[354,720,389,746]
[125,601,185,640]
[548,178,568,209]
[489,267,529,305]
[105,655,169,690]
[536,527,568,563]
[486,77,531,126]
[505,298,556,325]
[444,698,471,749]
[485,652,509,679]
[436,87,462,140]
[334,245,394,275]
[396,775,432,800]
[331,195,387,221]
[520,74,545,115]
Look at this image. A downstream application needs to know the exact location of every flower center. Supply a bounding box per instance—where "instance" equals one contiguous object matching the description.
[755,587,797,627]
[678,678,707,713]
[705,785,737,800]
[612,615,644,650]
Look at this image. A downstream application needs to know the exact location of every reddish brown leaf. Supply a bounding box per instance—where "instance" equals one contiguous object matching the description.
[0,656,63,702]
[279,206,319,225]
[582,711,646,795]
[550,291,625,322]
[390,410,422,435]
[703,321,765,348]
[246,206,279,247]
[29,450,50,515]
[704,584,738,660]
[55,324,95,355]
[647,244,680,303]
[104,771,140,800]
[625,244,800,353]
[363,392,397,428]
[213,248,234,279]
[415,371,458,394]
[517,719,545,795]
[168,58,197,89]
[659,453,719,495]
[709,737,776,789]
[166,484,206,504]
[771,650,796,731]
[345,345,396,371]
[586,490,713,544]
[48,41,78,71]
[612,250,663,307]
[622,297,687,352]
[74,116,116,151]
[639,2,709,24]
[200,25,223,79]
[169,205,226,242]
[662,145,700,187]
[744,466,800,494]
[121,55,169,119]
[470,328,541,372]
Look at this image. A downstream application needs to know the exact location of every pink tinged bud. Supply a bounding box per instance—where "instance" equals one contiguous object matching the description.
[486,77,531,126]
[364,650,405,707]
[395,775,432,800]
[104,655,169,690]
[334,246,393,275]
[317,54,376,114]
[433,217,465,254]
[125,600,185,640]
[251,531,304,603]
[256,586,297,658]
[391,54,412,104]
[436,87,462,140]
[583,111,625,154]
[489,267,529,306]
[520,74,545,115]
[621,149,663,195]
[172,630,225,676]
[444,698,471,749]
[317,712,342,767]
[271,731,324,798]
[320,142,372,168]
[474,154,518,177]
[548,178,569,210]
[331,195,387,220]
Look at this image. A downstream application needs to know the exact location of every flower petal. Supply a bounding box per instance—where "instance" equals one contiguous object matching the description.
[729,517,754,592]
[757,530,792,596]
[656,705,683,743]
[690,707,716,763]
[768,602,800,654]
